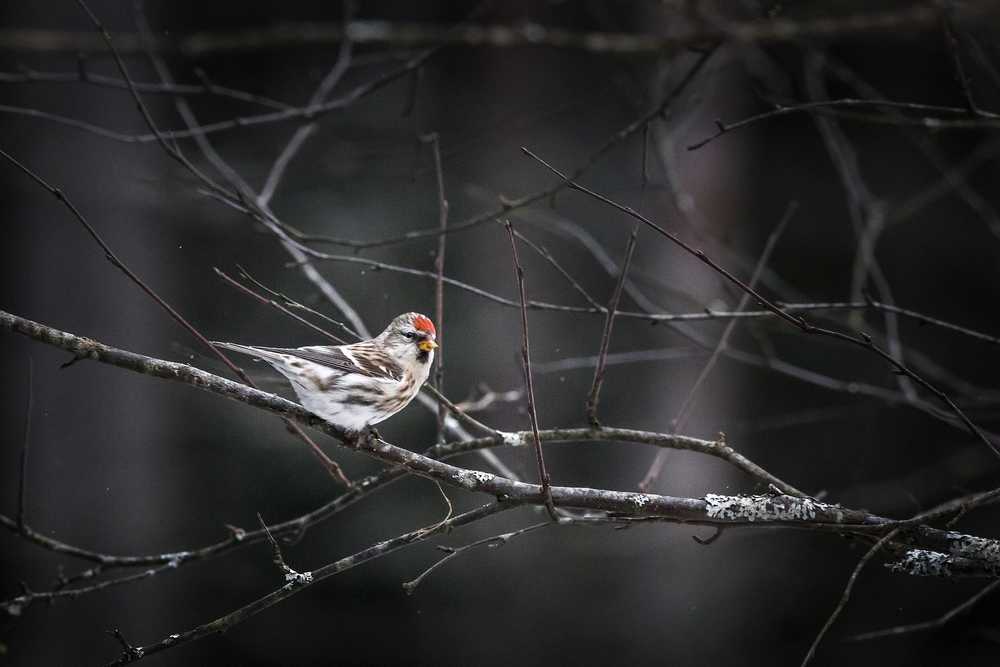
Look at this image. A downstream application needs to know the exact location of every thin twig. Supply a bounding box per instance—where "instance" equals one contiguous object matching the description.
[942,14,989,117]
[3,132,353,486]
[309,248,1000,342]
[424,132,449,440]
[421,383,499,438]
[128,0,355,485]
[687,97,999,151]
[215,268,348,344]
[415,481,455,538]
[454,385,523,413]
[1,143,343,491]
[528,339,1000,443]
[402,521,551,594]
[0,415,809,584]
[105,503,509,665]
[505,220,557,521]
[849,579,1000,641]
[75,0,232,198]
[585,225,638,427]
[804,51,915,404]
[800,530,900,666]
[35,4,501,155]
[262,48,715,252]
[520,147,1000,460]
[109,628,142,662]
[17,357,33,531]
[257,0,355,208]
[816,53,1000,244]
[2,562,175,616]
[133,0,513,484]
[7,35,444,146]
[640,202,797,490]
[0,66,293,109]
[235,265,361,340]
[512,229,604,309]
[257,513,311,585]
[864,299,1000,346]
[0,147,237,377]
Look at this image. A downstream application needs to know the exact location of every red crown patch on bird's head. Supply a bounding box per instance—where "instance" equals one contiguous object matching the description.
[412,314,436,336]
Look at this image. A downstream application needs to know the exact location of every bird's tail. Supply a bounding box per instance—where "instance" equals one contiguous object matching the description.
[210,342,283,362]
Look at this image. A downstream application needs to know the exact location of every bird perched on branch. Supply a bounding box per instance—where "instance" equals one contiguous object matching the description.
[213,312,437,433]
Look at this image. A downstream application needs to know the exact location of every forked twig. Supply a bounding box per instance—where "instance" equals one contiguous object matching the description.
[257,513,312,586]
[403,521,550,594]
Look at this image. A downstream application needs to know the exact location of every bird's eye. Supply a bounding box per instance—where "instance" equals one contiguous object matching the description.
[403,331,416,339]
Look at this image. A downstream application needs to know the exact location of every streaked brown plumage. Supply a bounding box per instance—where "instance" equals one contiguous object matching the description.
[213,312,437,431]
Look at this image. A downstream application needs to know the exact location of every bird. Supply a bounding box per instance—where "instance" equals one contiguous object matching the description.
[213,312,437,433]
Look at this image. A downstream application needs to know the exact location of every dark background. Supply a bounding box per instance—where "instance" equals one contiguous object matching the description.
[2,1,1000,665]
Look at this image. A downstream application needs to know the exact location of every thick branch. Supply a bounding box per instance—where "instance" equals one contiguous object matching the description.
[6,308,1000,567]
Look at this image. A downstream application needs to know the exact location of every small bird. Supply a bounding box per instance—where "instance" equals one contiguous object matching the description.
[213,312,437,433]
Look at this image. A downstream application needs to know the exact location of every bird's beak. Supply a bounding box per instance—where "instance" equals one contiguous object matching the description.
[418,339,438,352]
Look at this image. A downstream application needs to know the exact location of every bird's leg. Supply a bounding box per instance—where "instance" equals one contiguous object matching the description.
[365,425,382,443]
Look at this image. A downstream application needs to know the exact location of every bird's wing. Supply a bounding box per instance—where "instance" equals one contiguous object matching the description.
[257,343,403,382]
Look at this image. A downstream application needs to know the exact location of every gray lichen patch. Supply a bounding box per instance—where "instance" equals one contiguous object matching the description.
[703,493,832,522]
[886,549,952,577]
[472,470,494,485]
[500,431,525,448]
[454,469,493,490]
[946,531,1000,565]
[632,494,654,508]
[285,570,314,586]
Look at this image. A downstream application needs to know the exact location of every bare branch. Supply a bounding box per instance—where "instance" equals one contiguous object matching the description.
[520,147,1000,460]
[804,50,915,405]
[0,66,293,109]
[640,203,797,490]
[105,503,509,665]
[849,580,1000,641]
[2,562,176,618]
[235,265,361,341]
[942,14,991,117]
[424,132,449,440]
[309,247,1000,343]
[688,98,1000,151]
[256,0,355,208]
[585,226,638,427]
[403,521,551,594]
[0,309,825,522]
[0,143,357,486]
[505,220,557,521]
[801,530,901,666]
[215,268,349,345]
[257,513,312,586]
[512,229,604,310]
[16,357,33,531]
